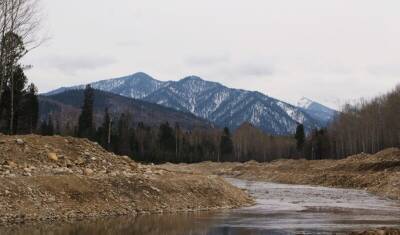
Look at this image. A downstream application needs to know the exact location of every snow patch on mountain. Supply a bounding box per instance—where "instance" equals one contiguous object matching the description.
[46,73,333,135]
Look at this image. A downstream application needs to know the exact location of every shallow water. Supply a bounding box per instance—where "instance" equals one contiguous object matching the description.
[2,179,400,235]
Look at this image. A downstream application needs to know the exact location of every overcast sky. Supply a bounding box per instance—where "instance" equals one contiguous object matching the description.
[23,0,400,109]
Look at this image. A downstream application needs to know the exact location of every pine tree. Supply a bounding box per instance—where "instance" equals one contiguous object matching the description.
[98,108,112,150]
[18,83,38,133]
[39,120,48,135]
[115,113,132,155]
[47,115,54,136]
[78,85,94,139]
[158,122,176,162]
[220,127,234,162]
[40,115,54,136]
[2,33,27,134]
[295,123,305,151]
[0,65,27,133]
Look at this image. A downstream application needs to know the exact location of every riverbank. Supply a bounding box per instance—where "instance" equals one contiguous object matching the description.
[160,149,400,234]
[161,148,400,200]
[0,134,252,225]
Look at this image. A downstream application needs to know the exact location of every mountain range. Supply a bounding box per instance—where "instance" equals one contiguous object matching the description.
[39,89,211,130]
[45,72,338,135]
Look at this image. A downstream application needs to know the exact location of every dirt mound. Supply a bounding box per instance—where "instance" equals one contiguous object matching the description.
[165,148,400,200]
[351,228,400,235]
[375,148,400,161]
[0,135,252,225]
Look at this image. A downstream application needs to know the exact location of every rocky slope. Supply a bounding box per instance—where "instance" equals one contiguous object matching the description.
[0,134,252,225]
[45,73,333,135]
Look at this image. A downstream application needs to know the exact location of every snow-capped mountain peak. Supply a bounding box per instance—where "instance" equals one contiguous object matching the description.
[46,73,336,135]
[297,97,338,125]
[297,97,314,109]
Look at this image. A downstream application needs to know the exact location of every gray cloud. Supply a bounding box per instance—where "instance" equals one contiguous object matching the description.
[368,64,400,76]
[23,0,400,109]
[184,54,231,67]
[41,55,117,75]
[236,63,275,77]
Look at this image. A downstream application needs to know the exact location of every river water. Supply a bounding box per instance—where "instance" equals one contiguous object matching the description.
[2,179,400,235]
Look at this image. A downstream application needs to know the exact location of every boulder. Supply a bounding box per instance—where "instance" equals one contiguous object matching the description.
[48,152,58,161]
[83,168,94,176]
[16,139,24,145]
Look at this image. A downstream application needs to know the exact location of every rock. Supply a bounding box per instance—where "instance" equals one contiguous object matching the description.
[122,156,130,160]
[83,168,94,176]
[109,171,119,177]
[54,167,73,175]
[23,168,31,173]
[4,161,17,168]
[65,160,73,168]
[47,152,58,161]
[122,171,134,177]
[74,158,85,165]
[16,139,24,145]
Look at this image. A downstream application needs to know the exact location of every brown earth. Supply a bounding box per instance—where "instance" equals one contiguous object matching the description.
[0,134,252,225]
[161,148,400,200]
[350,228,400,235]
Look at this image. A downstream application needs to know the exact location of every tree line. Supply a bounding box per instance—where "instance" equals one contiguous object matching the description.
[46,83,399,162]
[46,85,297,163]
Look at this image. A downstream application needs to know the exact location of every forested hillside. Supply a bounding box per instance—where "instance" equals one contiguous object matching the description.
[39,89,211,131]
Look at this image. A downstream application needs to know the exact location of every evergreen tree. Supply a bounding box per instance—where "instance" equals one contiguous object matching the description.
[0,65,27,133]
[220,127,233,161]
[39,120,48,135]
[1,32,27,134]
[78,85,94,139]
[18,83,39,133]
[97,108,112,150]
[47,115,54,136]
[115,113,133,156]
[295,123,305,151]
[158,122,176,162]
[40,115,54,136]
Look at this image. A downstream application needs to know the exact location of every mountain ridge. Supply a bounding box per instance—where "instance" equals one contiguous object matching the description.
[45,72,336,135]
[40,89,211,130]
[297,97,338,125]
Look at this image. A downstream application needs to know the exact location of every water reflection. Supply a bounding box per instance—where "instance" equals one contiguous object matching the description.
[1,179,400,235]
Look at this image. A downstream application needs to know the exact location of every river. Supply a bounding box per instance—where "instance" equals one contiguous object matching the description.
[2,179,400,235]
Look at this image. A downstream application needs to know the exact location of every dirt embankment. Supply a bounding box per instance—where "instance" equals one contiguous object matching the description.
[161,148,400,200]
[0,134,252,225]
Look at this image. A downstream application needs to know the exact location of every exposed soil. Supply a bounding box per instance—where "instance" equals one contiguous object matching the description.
[161,148,400,200]
[350,228,400,235]
[0,134,252,225]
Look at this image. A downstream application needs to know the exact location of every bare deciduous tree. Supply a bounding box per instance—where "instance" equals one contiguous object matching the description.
[0,0,43,133]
